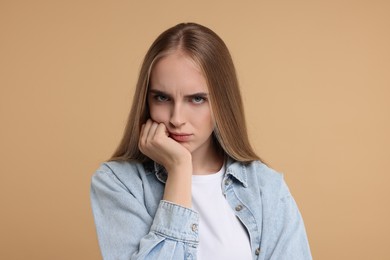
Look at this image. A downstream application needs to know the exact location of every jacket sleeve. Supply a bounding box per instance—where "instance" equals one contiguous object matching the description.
[90,165,199,260]
[265,178,312,260]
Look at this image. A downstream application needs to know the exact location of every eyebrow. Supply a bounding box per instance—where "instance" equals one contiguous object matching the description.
[149,89,209,98]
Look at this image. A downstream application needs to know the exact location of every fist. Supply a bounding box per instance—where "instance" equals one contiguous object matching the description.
[139,120,191,169]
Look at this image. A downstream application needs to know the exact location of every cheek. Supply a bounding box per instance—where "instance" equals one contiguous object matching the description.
[194,107,214,128]
[149,104,168,122]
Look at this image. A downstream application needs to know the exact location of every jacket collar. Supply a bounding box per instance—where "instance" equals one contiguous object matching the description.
[225,157,248,188]
[152,157,248,188]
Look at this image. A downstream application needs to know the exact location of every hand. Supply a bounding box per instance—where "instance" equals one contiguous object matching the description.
[139,119,191,171]
[139,119,193,208]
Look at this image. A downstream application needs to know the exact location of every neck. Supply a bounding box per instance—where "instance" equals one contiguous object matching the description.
[191,141,224,175]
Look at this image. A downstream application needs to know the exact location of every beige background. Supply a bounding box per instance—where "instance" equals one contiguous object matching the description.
[1,1,389,259]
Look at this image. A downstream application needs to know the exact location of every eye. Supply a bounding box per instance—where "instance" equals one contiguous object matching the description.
[191,96,206,104]
[154,94,169,102]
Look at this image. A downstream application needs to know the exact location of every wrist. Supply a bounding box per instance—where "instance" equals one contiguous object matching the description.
[163,163,192,208]
[164,154,192,174]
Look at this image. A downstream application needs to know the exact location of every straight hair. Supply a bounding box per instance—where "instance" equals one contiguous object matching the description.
[110,22,261,163]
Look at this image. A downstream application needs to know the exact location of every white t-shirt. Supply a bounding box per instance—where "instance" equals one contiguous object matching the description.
[192,165,252,260]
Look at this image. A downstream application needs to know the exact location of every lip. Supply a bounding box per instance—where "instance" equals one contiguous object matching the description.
[169,132,192,142]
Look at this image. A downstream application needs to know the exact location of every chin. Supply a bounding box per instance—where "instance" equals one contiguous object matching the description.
[180,143,194,152]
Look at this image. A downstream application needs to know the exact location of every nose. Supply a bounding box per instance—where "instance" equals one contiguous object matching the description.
[169,102,185,128]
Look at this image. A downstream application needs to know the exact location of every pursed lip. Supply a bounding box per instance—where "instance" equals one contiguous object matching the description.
[169,132,192,142]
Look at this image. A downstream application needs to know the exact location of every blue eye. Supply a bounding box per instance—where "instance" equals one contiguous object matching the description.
[192,96,206,104]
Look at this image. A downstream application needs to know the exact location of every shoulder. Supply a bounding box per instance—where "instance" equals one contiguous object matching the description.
[228,160,290,198]
[96,160,147,175]
[245,161,283,185]
[91,160,153,192]
[228,160,283,186]
[244,161,296,216]
[251,161,291,196]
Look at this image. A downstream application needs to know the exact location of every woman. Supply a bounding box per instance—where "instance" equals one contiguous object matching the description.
[91,22,312,260]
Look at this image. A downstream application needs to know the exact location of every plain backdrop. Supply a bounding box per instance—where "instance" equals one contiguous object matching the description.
[1,1,389,259]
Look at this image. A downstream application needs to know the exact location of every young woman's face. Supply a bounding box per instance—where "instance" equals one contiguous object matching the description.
[148,51,215,158]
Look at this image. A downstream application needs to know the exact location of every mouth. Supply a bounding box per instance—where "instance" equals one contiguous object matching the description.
[169,133,192,142]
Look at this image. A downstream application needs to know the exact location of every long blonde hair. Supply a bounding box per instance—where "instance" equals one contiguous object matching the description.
[110,23,261,163]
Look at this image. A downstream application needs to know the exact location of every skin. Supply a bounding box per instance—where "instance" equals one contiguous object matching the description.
[138,50,223,208]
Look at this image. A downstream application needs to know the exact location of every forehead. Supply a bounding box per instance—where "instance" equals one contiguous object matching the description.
[149,51,208,93]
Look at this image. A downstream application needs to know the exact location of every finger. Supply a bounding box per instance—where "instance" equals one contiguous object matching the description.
[140,119,153,145]
[146,121,159,141]
[155,122,168,138]
[141,120,152,139]
[139,123,147,151]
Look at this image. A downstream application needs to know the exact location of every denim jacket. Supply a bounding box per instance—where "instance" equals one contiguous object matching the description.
[90,158,312,260]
